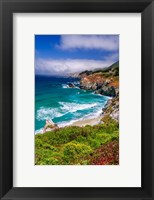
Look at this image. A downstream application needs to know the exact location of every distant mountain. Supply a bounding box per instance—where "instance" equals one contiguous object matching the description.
[69,61,119,78]
[68,72,80,78]
[79,70,93,76]
[93,61,119,74]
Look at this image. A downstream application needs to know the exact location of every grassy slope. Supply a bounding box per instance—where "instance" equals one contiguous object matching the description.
[93,61,119,73]
[35,116,119,165]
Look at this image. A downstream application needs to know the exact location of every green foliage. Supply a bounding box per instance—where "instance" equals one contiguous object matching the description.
[63,142,92,164]
[35,118,119,165]
[92,61,119,77]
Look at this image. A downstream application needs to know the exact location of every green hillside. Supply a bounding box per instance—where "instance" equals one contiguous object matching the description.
[92,61,119,77]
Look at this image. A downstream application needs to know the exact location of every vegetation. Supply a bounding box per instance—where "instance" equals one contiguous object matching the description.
[35,61,119,165]
[79,70,93,76]
[35,116,119,165]
[93,61,119,74]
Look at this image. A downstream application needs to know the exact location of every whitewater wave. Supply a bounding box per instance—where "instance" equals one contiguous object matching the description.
[36,101,105,132]
[35,128,43,134]
[59,102,98,113]
[62,84,69,88]
[36,107,103,131]
[91,92,112,99]
[62,83,80,89]
[58,119,80,127]
[36,107,64,121]
[58,109,102,128]
[36,101,100,122]
[73,81,80,85]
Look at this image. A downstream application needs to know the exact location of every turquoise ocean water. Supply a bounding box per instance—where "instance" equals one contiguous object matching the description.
[35,76,109,133]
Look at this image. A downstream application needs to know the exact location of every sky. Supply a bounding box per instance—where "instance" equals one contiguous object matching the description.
[35,35,119,76]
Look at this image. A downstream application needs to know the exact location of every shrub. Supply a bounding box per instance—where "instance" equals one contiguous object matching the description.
[35,117,119,165]
[63,142,92,164]
[89,140,119,165]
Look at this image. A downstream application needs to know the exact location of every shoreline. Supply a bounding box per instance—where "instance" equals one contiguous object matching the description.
[35,84,112,134]
[35,115,103,134]
[70,116,102,127]
[35,79,113,134]
[35,96,111,135]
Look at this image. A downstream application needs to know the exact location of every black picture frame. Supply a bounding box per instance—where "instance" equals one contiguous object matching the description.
[0,0,154,199]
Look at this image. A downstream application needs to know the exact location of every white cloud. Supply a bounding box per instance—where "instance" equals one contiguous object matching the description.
[35,55,118,76]
[57,35,119,51]
[103,52,119,61]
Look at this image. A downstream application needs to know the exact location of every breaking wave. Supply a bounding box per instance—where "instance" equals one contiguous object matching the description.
[36,107,64,121]
[59,102,98,113]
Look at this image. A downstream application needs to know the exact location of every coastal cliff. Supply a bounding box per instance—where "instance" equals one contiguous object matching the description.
[42,61,119,132]
[78,61,119,122]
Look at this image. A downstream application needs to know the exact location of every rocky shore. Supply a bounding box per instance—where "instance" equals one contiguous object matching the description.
[102,94,119,122]
[41,61,119,133]
[78,61,119,123]
[79,73,117,97]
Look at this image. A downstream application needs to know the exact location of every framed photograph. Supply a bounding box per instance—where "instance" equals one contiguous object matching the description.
[0,0,154,199]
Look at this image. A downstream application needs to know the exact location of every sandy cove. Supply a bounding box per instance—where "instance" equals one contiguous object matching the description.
[71,116,102,127]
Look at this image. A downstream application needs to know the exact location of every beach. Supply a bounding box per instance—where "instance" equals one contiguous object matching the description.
[71,116,102,127]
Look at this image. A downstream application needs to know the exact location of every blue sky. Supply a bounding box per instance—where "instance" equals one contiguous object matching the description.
[35,35,119,76]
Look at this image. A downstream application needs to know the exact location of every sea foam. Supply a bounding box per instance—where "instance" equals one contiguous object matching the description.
[36,107,64,121]
[57,109,102,128]
[36,101,100,122]
[59,102,98,113]
[35,128,43,134]
[62,84,79,89]
[62,84,68,88]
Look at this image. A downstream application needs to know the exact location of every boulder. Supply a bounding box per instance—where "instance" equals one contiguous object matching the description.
[105,79,111,84]
[68,83,75,88]
[101,94,119,122]
[91,83,98,90]
[95,85,116,97]
[110,109,119,121]
[80,82,94,90]
[43,120,58,133]
[97,82,103,89]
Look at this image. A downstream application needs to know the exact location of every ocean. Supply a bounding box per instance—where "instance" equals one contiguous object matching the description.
[35,76,109,133]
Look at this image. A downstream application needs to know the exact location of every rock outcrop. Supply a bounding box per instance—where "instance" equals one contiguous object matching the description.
[95,85,116,97]
[68,82,75,88]
[78,61,119,121]
[43,120,58,133]
[102,95,119,121]
[79,70,93,77]
[68,61,119,122]
[79,73,117,97]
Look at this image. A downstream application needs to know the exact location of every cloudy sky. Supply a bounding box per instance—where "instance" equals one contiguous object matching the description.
[35,35,119,76]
